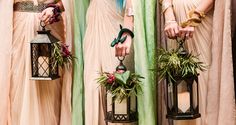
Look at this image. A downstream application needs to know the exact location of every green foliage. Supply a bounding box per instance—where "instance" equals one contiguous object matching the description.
[157,48,206,81]
[97,71,144,102]
[52,42,76,69]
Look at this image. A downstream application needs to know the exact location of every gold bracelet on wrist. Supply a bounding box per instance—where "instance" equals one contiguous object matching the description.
[188,9,205,19]
[181,9,205,28]
[181,17,202,28]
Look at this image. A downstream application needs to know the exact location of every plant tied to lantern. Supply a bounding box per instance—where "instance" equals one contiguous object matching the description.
[157,38,207,81]
[97,57,144,102]
[52,42,75,68]
[157,38,205,120]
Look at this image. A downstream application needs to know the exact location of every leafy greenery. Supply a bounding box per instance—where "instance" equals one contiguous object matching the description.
[97,71,144,102]
[52,42,75,68]
[157,48,206,81]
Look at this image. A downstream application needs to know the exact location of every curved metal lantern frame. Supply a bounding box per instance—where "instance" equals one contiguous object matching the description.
[165,74,201,120]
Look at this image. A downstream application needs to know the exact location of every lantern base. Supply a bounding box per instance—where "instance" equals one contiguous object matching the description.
[105,111,137,123]
[166,113,201,120]
[30,76,60,81]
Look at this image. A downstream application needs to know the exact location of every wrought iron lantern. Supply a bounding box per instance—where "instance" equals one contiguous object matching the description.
[30,22,60,80]
[165,39,201,120]
[105,57,138,123]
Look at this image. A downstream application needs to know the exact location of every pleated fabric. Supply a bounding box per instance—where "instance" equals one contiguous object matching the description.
[166,0,213,125]
[208,0,236,124]
[158,0,236,125]
[0,0,72,125]
[0,0,13,124]
[132,0,158,125]
[71,0,89,125]
[83,0,135,125]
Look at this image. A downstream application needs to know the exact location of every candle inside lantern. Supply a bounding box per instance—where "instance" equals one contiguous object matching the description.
[38,56,49,77]
[107,93,127,114]
[178,92,190,113]
[114,98,127,114]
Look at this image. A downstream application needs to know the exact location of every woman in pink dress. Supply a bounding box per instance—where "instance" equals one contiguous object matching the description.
[0,0,72,124]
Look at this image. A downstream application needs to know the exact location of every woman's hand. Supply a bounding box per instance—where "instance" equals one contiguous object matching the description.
[39,7,54,25]
[115,34,132,57]
[164,22,179,39]
[178,26,195,39]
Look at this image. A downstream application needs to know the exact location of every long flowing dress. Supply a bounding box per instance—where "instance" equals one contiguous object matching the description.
[83,0,134,125]
[132,0,158,125]
[0,0,13,124]
[71,0,89,125]
[159,0,236,125]
[167,0,213,125]
[0,0,72,124]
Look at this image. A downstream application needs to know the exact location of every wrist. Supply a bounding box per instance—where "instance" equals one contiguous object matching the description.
[55,2,64,12]
[46,4,62,24]
[164,9,176,22]
[165,20,177,27]
[181,9,205,28]
[111,25,134,47]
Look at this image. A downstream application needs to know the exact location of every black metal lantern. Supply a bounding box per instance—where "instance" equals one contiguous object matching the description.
[105,57,138,123]
[30,22,60,80]
[165,39,201,120]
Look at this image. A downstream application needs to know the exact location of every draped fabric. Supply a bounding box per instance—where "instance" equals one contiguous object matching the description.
[71,0,89,125]
[157,0,236,125]
[60,0,76,124]
[83,0,135,125]
[0,0,13,125]
[0,0,72,124]
[169,1,213,124]
[132,1,157,125]
[156,3,173,125]
[11,11,62,125]
[208,0,235,124]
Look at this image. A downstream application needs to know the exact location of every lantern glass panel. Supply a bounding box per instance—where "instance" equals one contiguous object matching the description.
[107,93,113,113]
[130,94,136,113]
[38,43,50,77]
[192,80,198,109]
[114,98,127,114]
[177,80,190,113]
[167,82,174,110]
[107,93,136,114]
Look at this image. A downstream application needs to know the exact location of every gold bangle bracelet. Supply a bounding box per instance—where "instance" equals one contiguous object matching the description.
[188,9,206,19]
[181,17,202,28]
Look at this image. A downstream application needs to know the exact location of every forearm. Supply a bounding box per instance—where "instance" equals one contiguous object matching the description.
[123,0,134,31]
[196,0,214,14]
[161,0,176,21]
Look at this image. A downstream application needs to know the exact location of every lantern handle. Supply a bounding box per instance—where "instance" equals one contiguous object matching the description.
[117,56,125,61]
[176,37,188,55]
[40,21,46,31]
[116,56,127,72]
